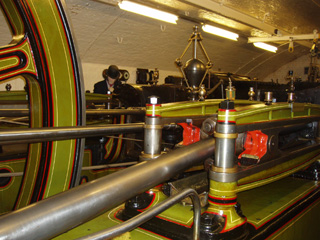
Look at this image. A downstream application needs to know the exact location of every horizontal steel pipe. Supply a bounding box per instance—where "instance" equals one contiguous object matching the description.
[85,99,114,104]
[82,162,138,170]
[0,123,144,145]
[0,138,215,240]
[1,100,118,105]
[86,109,145,116]
[0,100,28,105]
[0,162,138,178]
[0,109,145,117]
[0,109,28,117]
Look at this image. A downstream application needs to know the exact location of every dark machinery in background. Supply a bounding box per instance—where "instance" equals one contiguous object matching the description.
[115,70,320,107]
[115,27,320,107]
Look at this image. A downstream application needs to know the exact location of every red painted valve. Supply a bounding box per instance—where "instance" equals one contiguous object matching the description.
[178,122,200,145]
[238,130,268,161]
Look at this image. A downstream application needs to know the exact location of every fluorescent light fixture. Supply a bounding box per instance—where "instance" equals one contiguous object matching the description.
[253,42,277,53]
[202,24,239,41]
[118,1,178,24]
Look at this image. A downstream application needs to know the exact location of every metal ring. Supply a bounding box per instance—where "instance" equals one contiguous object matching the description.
[214,132,238,139]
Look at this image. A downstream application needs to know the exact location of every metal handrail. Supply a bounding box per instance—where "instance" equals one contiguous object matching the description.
[77,188,201,240]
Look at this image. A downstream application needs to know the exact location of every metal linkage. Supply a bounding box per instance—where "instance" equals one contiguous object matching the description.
[0,123,144,145]
[207,79,223,96]
[76,188,201,240]
[0,138,215,240]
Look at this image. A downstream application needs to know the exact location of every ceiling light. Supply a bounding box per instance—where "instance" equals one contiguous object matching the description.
[118,1,178,24]
[253,42,277,53]
[202,24,239,41]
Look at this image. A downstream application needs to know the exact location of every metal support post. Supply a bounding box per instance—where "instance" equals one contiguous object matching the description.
[140,96,163,161]
[200,100,247,239]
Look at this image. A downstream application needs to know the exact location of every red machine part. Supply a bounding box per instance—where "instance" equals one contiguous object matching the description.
[238,130,268,160]
[178,123,200,146]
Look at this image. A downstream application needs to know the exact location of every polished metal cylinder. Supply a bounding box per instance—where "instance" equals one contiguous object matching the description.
[215,138,235,168]
[248,87,255,101]
[214,123,237,169]
[0,138,215,240]
[287,92,295,103]
[142,117,162,159]
[264,91,273,104]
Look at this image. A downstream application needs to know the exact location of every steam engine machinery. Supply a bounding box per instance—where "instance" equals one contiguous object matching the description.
[1,1,320,240]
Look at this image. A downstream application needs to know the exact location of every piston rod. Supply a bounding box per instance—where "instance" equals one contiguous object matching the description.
[0,123,144,145]
[0,138,215,240]
[0,109,145,117]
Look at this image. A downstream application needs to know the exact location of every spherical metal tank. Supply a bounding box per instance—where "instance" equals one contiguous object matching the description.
[183,58,206,88]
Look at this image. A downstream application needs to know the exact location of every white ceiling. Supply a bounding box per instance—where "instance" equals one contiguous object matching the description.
[1,0,319,81]
[65,0,319,79]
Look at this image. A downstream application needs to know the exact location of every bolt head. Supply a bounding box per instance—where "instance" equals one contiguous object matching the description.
[148,95,159,105]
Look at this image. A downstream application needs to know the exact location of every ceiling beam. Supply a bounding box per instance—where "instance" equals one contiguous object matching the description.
[182,0,275,33]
